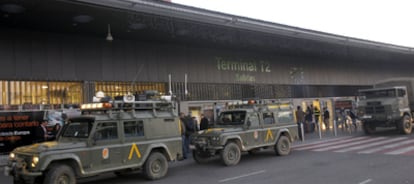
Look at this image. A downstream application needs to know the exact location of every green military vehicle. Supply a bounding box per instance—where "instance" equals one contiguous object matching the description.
[5,93,183,184]
[190,100,298,166]
[358,78,414,134]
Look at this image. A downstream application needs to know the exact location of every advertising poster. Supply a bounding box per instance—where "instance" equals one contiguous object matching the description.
[0,111,45,153]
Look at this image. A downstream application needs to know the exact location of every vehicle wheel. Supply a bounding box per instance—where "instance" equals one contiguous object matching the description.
[143,152,168,180]
[363,121,376,135]
[398,115,412,135]
[220,142,241,166]
[193,150,211,164]
[274,135,291,156]
[43,164,76,184]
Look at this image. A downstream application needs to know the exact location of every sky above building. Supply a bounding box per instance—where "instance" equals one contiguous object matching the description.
[173,0,414,48]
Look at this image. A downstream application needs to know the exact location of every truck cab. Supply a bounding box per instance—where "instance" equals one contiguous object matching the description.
[358,85,412,134]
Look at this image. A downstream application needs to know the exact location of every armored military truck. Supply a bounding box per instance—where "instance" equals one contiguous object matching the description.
[190,100,298,166]
[5,93,183,184]
[358,78,414,134]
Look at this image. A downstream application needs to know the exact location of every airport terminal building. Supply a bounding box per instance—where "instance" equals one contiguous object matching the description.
[1,0,414,115]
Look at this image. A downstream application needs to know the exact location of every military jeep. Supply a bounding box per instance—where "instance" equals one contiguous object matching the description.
[190,100,298,166]
[5,94,183,184]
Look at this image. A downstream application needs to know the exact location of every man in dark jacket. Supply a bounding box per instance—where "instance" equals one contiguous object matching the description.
[179,112,188,159]
[35,121,49,143]
[200,114,209,130]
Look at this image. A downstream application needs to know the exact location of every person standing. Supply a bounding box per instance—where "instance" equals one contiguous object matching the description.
[200,114,209,130]
[295,106,305,140]
[323,107,330,130]
[50,123,61,141]
[305,105,314,132]
[179,112,188,159]
[35,121,50,143]
[313,106,321,131]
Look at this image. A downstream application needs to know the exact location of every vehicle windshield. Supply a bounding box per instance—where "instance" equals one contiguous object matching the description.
[359,89,397,99]
[61,121,93,138]
[217,111,246,125]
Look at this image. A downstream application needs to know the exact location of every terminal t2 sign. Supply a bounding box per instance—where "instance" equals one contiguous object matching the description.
[216,57,271,82]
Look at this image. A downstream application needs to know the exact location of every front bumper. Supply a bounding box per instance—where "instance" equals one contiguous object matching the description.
[4,161,42,177]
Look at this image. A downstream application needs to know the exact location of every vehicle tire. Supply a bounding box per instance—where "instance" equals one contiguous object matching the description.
[220,142,241,166]
[193,150,211,164]
[143,152,168,180]
[43,164,76,184]
[363,121,376,135]
[274,135,291,156]
[398,115,412,135]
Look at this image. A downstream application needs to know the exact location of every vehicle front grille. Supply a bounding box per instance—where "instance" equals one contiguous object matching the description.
[364,103,392,114]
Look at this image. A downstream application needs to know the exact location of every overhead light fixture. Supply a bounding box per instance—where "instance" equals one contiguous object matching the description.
[41,85,48,89]
[106,24,113,42]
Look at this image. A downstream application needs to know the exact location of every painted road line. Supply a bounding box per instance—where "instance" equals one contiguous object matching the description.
[218,170,266,183]
[334,137,408,153]
[359,178,373,184]
[358,138,414,154]
[313,137,386,152]
[385,145,414,155]
[293,136,368,151]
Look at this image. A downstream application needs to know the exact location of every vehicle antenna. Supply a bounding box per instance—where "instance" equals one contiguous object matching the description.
[130,64,145,93]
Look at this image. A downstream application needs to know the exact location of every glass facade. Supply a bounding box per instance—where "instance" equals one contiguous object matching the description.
[0,81,82,105]
[0,80,367,106]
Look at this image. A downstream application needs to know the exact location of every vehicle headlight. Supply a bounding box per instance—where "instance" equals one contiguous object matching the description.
[31,156,39,168]
[9,153,15,160]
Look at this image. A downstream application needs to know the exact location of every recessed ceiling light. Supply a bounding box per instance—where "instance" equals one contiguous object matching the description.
[1,4,25,14]
[73,15,94,23]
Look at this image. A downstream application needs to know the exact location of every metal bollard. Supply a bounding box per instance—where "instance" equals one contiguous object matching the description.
[318,121,322,139]
[333,120,337,136]
[301,123,305,142]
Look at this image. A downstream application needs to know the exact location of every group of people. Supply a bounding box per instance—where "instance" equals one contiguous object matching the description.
[295,104,358,139]
[295,105,331,139]
[179,112,210,159]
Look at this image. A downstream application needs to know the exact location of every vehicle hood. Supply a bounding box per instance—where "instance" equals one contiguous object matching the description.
[13,141,87,154]
[196,127,243,136]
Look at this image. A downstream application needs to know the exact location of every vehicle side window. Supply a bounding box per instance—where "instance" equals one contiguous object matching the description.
[248,113,260,128]
[94,122,118,141]
[263,112,275,124]
[124,120,144,138]
[277,111,294,124]
[398,89,406,97]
